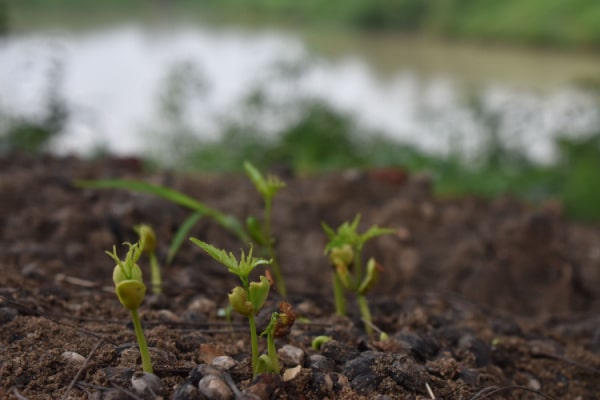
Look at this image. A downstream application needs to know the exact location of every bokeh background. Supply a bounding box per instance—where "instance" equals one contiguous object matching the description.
[1,0,600,219]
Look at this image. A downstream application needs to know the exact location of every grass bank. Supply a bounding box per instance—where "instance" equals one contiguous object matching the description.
[6,0,600,49]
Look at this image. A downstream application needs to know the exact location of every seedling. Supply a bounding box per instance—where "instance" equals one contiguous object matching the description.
[106,242,153,374]
[311,335,332,351]
[256,301,296,375]
[189,238,271,376]
[134,224,161,294]
[322,214,394,335]
[243,161,287,297]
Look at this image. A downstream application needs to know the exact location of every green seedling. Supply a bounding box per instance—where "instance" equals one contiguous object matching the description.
[189,238,271,376]
[243,161,287,297]
[134,224,161,294]
[322,214,394,335]
[361,318,389,341]
[311,335,332,351]
[256,301,296,375]
[106,242,153,374]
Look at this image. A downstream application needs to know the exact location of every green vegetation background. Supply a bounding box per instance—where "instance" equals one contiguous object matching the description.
[8,0,600,49]
[2,0,600,221]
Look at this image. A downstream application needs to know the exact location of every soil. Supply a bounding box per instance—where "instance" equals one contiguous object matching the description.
[1,153,600,400]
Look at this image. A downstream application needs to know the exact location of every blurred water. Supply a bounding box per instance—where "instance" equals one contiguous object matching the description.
[1,23,599,163]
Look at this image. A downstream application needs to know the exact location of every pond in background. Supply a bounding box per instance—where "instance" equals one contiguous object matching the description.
[1,22,600,164]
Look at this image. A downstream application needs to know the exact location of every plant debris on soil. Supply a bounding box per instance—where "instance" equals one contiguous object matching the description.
[1,153,600,399]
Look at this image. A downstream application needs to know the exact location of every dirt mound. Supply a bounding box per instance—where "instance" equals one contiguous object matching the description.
[1,154,599,399]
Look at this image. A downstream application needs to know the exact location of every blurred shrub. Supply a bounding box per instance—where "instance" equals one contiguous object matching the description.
[554,134,600,220]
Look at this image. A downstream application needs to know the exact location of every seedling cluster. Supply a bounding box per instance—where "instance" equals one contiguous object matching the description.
[93,162,393,377]
[323,215,394,334]
[189,239,295,377]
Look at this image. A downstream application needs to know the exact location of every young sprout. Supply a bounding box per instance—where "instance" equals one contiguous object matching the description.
[189,238,271,376]
[256,302,296,375]
[106,242,153,374]
[243,161,287,297]
[134,224,161,294]
[311,335,332,351]
[322,214,394,335]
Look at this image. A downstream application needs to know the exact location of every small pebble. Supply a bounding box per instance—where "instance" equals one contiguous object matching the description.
[157,309,182,323]
[188,297,217,316]
[61,351,86,363]
[198,375,233,400]
[310,371,333,397]
[244,373,282,400]
[308,354,336,372]
[212,355,238,370]
[131,371,163,397]
[527,375,542,391]
[278,344,304,367]
[283,365,302,382]
[189,364,224,384]
[173,381,204,400]
[100,367,134,386]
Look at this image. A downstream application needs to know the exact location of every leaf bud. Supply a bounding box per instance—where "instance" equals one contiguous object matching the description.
[228,286,253,316]
[136,224,157,254]
[329,244,354,267]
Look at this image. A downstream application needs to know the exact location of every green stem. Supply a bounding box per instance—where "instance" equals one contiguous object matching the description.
[267,245,286,297]
[333,274,346,316]
[267,330,280,374]
[357,294,373,335]
[264,198,287,297]
[149,252,161,294]
[130,308,153,373]
[248,314,259,376]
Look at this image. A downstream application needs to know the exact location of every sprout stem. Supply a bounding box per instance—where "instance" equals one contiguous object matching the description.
[266,321,280,374]
[149,253,161,294]
[248,314,259,376]
[264,198,287,297]
[130,308,153,374]
[357,294,373,335]
[333,274,346,316]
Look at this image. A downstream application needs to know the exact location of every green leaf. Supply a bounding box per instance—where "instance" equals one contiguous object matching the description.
[228,286,253,316]
[115,280,146,311]
[249,276,270,313]
[190,238,240,273]
[256,353,276,375]
[167,212,202,265]
[244,161,285,200]
[238,246,271,277]
[107,243,143,283]
[359,226,396,248]
[246,215,268,246]
[244,161,268,196]
[75,179,249,242]
[135,224,157,254]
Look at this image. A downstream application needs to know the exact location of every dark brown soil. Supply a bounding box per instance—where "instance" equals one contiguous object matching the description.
[1,153,600,399]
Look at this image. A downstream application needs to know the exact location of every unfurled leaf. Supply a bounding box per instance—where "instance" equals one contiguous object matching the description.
[249,276,270,313]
